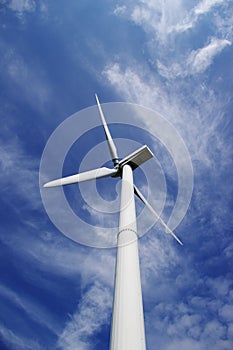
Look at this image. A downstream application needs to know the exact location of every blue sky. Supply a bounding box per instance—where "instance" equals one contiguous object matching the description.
[0,0,233,349]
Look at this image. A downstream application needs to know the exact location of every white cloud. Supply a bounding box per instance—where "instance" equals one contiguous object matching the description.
[219,304,233,323]
[207,276,232,297]
[0,138,40,210]
[7,54,52,111]
[202,319,226,341]
[0,284,60,335]
[165,338,205,350]
[0,323,43,350]
[112,0,233,80]
[8,0,36,16]
[170,0,227,34]
[103,59,233,175]
[228,323,233,339]
[103,62,168,110]
[57,281,112,350]
[113,4,126,16]
[157,37,231,78]
[0,37,53,114]
[113,0,229,40]
[156,60,186,79]
[146,274,233,349]
[140,235,179,281]
[1,224,116,348]
[102,59,233,268]
[102,62,193,143]
[195,0,225,15]
[127,0,194,40]
[188,38,231,73]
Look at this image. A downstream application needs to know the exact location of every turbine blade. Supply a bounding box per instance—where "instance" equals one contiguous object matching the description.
[134,185,183,246]
[44,167,118,188]
[95,94,119,166]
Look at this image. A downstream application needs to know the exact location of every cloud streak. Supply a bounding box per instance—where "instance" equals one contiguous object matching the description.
[8,0,36,15]
[0,284,60,335]
[4,0,47,19]
[188,38,231,74]
[0,138,40,211]
[0,324,43,350]
[57,281,112,350]
[113,0,232,77]
[194,0,225,15]
[157,37,231,78]
[114,0,229,38]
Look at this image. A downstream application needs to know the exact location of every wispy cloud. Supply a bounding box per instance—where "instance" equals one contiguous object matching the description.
[113,0,232,78]
[0,323,43,350]
[140,234,180,294]
[145,273,233,349]
[5,51,52,112]
[8,0,36,15]
[103,63,168,110]
[194,0,225,15]
[114,0,230,38]
[167,0,227,34]
[157,37,231,78]
[0,138,40,211]
[104,35,233,192]
[113,4,126,16]
[57,281,112,350]
[0,284,60,335]
[0,218,116,349]
[104,64,196,229]
[123,0,194,40]
[102,59,233,241]
[4,0,47,19]
[188,38,231,74]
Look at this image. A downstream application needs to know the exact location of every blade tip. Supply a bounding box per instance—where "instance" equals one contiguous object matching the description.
[43,181,56,188]
[95,93,99,103]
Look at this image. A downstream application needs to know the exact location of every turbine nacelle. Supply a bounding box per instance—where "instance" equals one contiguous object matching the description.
[118,145,153,171]
[110,144,154,178]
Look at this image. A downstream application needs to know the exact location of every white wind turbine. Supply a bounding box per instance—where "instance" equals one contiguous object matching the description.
[44,95,183,350]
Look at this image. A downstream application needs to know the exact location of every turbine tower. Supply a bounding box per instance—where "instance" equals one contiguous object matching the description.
[44,95,183,349]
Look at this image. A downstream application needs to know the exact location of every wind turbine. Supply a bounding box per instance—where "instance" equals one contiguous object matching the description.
[44,95,183,350]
